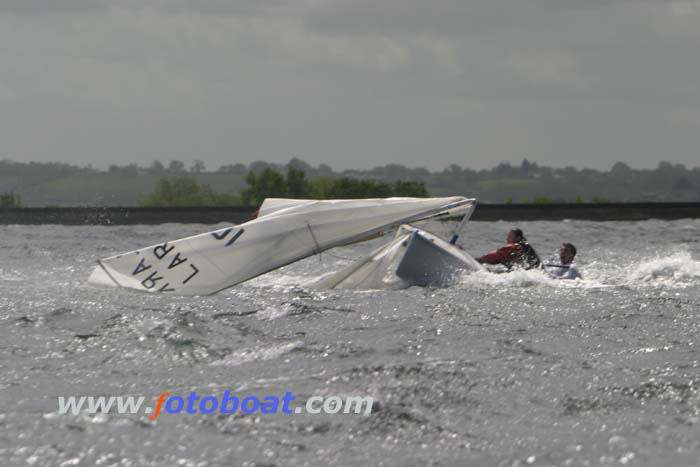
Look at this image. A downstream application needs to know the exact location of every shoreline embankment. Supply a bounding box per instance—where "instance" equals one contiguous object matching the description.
[1,203,699,225]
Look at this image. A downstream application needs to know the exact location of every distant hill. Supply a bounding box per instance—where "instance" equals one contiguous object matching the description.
[1,158,699,206]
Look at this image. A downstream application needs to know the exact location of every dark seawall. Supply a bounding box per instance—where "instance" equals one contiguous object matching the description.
[1,203,699,225]
[472,202,700,221]
[0,206,256,225]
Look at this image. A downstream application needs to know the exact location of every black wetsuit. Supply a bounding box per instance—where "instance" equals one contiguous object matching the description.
[518,241,542,270]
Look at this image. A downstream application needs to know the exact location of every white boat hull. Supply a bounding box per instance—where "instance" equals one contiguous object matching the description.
[395,226,482,286]
[315,224,483,290]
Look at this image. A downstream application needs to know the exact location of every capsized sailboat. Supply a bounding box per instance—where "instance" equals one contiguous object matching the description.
[87,196,472,295]
[314,199,483,290]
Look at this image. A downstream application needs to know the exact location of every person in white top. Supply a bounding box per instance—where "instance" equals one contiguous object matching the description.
[547,243,581,280]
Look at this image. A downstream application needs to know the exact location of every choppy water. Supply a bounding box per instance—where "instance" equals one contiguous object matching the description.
[2,219,700,466]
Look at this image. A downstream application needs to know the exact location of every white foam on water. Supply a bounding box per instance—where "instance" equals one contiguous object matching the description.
[257,304,295,321]
[624,251,700,288]
[0,268,25,281]
[245,272,314,289]
[454,250,700,291]
[210,341,304,367]
[457,267,608,290]
[459,268,559,288]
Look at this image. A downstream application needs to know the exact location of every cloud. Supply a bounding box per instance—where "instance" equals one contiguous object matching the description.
[0,0,699,170]
[0,0,303,16]
[302,0,619,38]
[303,0,516,37]
[0,0,103,15]
[509,49,580,86]
[115,0,295,17]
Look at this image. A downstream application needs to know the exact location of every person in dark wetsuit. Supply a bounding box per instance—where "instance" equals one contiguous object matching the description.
[477,228,541,270]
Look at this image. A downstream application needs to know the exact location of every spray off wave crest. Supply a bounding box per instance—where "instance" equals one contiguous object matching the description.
[459,268,567,289]
[624,251,700,288]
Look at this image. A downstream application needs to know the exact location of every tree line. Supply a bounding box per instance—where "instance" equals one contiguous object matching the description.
[142,166,428,207]
[1,157,699,206]
[0,192,22,208]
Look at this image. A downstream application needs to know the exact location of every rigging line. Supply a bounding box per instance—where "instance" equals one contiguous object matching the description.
[304,222,360,262]
[306,222,323,262]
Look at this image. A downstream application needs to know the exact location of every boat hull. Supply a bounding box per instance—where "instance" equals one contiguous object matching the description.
[396,228,481,287]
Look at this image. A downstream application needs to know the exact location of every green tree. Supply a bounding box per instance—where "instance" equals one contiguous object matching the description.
[241,168,288,205]
[143,176,239,206]
[531,197,555,204]
[393,180,429,197]
[167,160,186,174]
[148,160,165,175]
[286,166,311,198]
[0,192,22,207]
[309,176,336,199]
[323,178,393,199]
[189,160,206,174]
[240,168,430,204]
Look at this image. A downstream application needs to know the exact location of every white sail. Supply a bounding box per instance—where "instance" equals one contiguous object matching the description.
[257,198,317,218]
[313,230,414,290]
[87,196,470,295]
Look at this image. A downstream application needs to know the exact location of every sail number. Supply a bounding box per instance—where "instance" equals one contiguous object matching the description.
[129,228,245,292]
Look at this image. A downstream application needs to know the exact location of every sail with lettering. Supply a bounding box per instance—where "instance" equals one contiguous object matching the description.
[87,196,472,295]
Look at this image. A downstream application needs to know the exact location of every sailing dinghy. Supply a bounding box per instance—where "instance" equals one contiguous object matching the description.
[314,199,483,289]
[87,196,472,295]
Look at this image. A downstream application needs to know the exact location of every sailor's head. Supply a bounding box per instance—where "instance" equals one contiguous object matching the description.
[560,243,577,265]
[507,228,524,244]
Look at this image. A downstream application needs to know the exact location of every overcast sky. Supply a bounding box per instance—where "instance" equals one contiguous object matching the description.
[1,0,699,171]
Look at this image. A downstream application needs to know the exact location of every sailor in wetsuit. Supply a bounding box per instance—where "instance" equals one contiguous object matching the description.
[476,228,541,270]
[547,243,581,280]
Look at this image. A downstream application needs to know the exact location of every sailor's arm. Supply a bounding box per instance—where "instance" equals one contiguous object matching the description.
[477,244,520,264]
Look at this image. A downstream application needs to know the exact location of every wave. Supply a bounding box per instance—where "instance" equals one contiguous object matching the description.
[210,341,304,367]
[0,268,25,281]
[459,268,567,288]
[257,304,295,321]
[456,250,700,290]
[623,251,700,288]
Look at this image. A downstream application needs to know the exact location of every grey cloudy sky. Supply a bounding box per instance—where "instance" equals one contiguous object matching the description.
[1,0,699,170]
